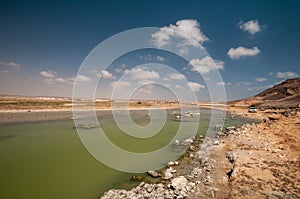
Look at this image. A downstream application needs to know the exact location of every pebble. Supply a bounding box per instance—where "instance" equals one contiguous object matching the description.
[147,170,161,178]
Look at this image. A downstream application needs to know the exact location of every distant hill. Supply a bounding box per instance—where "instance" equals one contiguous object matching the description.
[229,78,300,109]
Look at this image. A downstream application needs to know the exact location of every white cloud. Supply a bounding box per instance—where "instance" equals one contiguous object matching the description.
[163,77,169,82]
[124,67,160,80]
[275,71,298,79]
[216,82,226,86]
[227,46,260,59]
[55,77,67,83]
[156,56,165,61]
[0,61,21,69]
[40,70,56,78]
[189,56,224,74]
[76,75,91,82]
[163,83,170,88]
[216,81,231,86]
[151,19,208,49]
[139,55,153,61]
[115,68,123,73]
[179,47,189,55]
[110,81,131,88]
[114,64,127,73]
[255,77,268,82]
[2,70,9,74]
[90,69,116,79]
[175,85,183,89]
[101,70,116,79]
[239,20,261,35]
[167,73,185,80]
[187,82,205,92]
[236,81,252,86]
[40,70,90,85]
[247,84,273,91]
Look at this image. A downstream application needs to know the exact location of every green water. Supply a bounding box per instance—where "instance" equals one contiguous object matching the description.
[0,109,248,199]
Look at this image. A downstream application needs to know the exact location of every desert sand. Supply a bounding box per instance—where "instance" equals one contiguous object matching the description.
[188,108,300,198]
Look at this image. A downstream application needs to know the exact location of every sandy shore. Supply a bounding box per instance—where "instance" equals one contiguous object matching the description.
[0,106,182,125]
[101,107,300,199]
[0,110,74,125]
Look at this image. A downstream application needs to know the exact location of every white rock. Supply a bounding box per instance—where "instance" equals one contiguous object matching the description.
[214,140,220,145]
[147,170,160,178]
[226,126,236,131]
[170,176,188,191]
[162,167,176,180]
[182,138,193,145]
[174,139,180,145]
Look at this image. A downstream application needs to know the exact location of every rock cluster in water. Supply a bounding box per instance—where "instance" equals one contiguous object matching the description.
[101,175,197,199]
[100,134,217,199]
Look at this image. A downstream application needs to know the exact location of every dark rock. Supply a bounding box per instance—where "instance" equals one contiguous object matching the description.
[130,175,144,181]
[227,151,238,163]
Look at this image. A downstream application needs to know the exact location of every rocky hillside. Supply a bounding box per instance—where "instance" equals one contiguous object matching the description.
[229,78,300,109]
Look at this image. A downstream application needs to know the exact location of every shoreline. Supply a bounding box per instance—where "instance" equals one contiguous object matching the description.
[0,105,223,125]
[0,106,180,125]
[100,108,300,199]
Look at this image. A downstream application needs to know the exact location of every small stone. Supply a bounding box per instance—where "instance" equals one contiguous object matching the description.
[147,170,161,178]
[162,167,176,180]
[174,140,180,145]
[226,126,236,131]
[170,176,188,190]
[214,140,220,145]
[227,151,238,163]
[189,145,197,151]
[278,154,284,158]
[182,138,193,146]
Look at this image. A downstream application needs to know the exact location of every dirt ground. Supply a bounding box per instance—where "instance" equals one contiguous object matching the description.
[190,108,300,199]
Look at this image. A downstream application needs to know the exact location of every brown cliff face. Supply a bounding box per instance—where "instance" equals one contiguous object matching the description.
[229,78,300,109]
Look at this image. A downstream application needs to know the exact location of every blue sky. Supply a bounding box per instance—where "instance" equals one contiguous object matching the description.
[0,0,299,101]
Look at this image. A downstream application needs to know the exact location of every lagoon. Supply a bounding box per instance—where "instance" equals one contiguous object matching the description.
[0,109,248,199]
